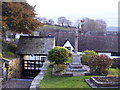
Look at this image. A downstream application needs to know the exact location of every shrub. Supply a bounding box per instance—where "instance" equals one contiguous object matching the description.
[54,64,66,73]
[3,51,15,59]
[112,58,120,69]
[88,55,112,75]
[2,40,17,59]
[7,43,17,53]
[0,53,2,58]
[81,50,98,64]
[48,46,69,64]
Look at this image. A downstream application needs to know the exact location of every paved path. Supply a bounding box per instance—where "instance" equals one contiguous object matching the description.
[2,79,33,89]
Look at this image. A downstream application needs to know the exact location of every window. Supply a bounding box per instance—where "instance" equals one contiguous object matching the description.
[24,55,40,60]
[41,57,46,62]
[23,55,46,70]
[65,47,71,51]
[111,52,120,56]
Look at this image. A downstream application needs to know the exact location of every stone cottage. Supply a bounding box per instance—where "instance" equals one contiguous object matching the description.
[16,36,55,78]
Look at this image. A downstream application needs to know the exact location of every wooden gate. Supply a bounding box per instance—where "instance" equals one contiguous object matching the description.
[22,55,46,78]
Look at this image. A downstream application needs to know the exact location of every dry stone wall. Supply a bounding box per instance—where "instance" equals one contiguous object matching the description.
[7,58,21,79]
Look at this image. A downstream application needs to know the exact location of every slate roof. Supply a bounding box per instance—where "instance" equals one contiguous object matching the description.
[39,30,119,52]
[16,36,55,55]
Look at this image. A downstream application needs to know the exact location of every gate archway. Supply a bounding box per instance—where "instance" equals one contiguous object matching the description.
[22,55,46,78]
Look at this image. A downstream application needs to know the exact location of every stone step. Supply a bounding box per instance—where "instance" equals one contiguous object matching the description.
[11,78,33,81]
[68,69,88,72]
[73,71,90,76]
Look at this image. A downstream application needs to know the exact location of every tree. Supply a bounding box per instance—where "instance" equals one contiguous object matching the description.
[41,17,48,24]
[48,19,54,25]
[48,46,69,64]
[65,20,72,27]
[57,16,67,27]
[75,19,81,29]
[2,2,43,33]
[83,18,107,31]
[95,19,107,30]
[36,17,42,23]
[88,55,112,75]
[81,50,98,64]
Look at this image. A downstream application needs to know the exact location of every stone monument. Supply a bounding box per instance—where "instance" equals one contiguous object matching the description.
[66,20,89,76]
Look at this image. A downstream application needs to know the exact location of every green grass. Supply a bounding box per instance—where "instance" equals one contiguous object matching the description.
[40,25,74,31]
[44,25,68,30]
[38,67,91,88]
[38,67,119,88]
[108,68,120,76]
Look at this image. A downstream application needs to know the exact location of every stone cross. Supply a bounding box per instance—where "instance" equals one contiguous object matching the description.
[74,29,79,54]
[66,20,88,75]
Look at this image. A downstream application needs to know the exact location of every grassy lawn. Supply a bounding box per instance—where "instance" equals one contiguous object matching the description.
[108,68,120,76]
[38,66,119,88]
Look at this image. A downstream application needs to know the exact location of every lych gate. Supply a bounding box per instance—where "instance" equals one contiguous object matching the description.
[16,36,55,78]
[22,55,46,77]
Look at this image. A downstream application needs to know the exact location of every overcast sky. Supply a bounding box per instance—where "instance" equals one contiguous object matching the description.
[27,0,119,27]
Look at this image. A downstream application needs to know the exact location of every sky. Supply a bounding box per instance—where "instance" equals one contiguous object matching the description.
[27,0,119,27]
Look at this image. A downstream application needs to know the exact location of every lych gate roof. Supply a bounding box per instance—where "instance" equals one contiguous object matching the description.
[39,30,119,52]
[16,36,55,55]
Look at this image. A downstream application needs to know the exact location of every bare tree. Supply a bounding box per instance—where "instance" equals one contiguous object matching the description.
[48,19,54,25]
[57,16,67,26]
[84,18,107,31]
[75,19,81,29]
[37,17,42,23]
[36,17,48,24]
[41,17,48,24]
[95,19,107,31]
[65,20,72,27]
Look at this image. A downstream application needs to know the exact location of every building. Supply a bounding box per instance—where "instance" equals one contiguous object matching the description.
[16,36,55,77]
[38,30,120,59]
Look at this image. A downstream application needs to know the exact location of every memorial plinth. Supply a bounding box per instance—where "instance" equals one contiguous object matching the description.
[66,28,89,76]
[66,53,88,73]
[69,53,82,68]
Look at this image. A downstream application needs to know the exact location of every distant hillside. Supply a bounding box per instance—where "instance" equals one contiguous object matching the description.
[38,25,75,31]
[39,25,119,32]
[107,27,118,31]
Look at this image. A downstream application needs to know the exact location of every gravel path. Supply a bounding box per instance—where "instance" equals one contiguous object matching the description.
[2,79,33,90]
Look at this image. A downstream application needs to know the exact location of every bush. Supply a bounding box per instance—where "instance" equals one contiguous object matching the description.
[48,46,69,64]
[112,58,120,68]
[88,55,112,75]
[7,43,17,53]
[54,64,66,73]
[81,50,98,64]
[2,40,17,59]
[0,53,2,58]
[3,51,15,59]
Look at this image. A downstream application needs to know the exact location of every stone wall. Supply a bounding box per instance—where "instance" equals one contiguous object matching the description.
[0,60,2,78]
[7,58,21,79]
[30,60,50,90]
[0,78,3,90]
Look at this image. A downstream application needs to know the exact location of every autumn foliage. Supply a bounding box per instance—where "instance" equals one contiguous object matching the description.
[2,2,43,33]
[88,55,112,75]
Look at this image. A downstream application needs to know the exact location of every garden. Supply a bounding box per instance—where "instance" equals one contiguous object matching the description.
[38,47,120,88]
